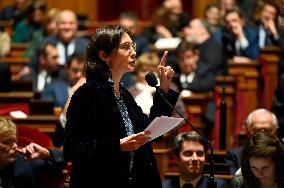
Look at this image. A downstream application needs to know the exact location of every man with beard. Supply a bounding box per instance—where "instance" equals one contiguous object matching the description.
[162,131,229,188]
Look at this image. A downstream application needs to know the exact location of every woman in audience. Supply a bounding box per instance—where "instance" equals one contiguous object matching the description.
[232,131,284,188]
[63,25,178,188]
[131,52,159,115]
[23,8,60,58]
[12,0,46,43]
[0,0,32,28]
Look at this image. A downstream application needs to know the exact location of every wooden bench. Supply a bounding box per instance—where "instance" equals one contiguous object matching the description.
[0,56,30,80]
[9,43,29,57]
[0,91,34,103]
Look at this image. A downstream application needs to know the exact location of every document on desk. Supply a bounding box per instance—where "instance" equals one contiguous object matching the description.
[145,116,185,141]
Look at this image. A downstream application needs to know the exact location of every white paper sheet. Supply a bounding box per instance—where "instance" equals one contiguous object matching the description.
[145,116,185,140]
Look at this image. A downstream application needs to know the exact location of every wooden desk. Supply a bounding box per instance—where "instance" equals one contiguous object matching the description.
[228,60,259,141]
[0,20,12,36]
[153,148,171,181]
[0,91,33,103]
[0,57,30,80]
[259,46,281,109]
[1,115,58,133]
[181,92,213,131]
[9,43,29,57]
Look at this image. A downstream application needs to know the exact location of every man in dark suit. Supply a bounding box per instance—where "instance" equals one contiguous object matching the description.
[224,108,279,175]
[41,53,84,108]
[20,41,64,92]
[162,131,229,188]
[256,2,284,49]
[0,117,66,188]
[20,9,88,75]
[214,8,259,61]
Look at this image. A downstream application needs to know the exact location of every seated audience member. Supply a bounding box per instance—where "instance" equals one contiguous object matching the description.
[23,8,60,58]
[0,0,31,28]
[119,12,150,57]
[131,52,159,115]
[12,0,46,43]
[20,41,63,93]
[143,0,189,43]
[184,18,223,78]
[21,9,88,75]
[41,53,84,108]
[215,8,259,61]
[219,0,237,20]
[256,2,284,49]
[231,131,284,188]
[224,108,279,175]
[0,28,11,57]
[162,131,230,188]
[204,3,222,33]
[173,41,215,93]
[0,117,66,188]
[41,10,87,66]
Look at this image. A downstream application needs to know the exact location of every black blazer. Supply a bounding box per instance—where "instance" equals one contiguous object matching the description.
[224,147,243,175]
[63,79,179,188]
[0,150,65,188]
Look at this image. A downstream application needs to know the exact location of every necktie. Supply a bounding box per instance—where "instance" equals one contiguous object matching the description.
[64,43,68,64]
[183,183,193,188]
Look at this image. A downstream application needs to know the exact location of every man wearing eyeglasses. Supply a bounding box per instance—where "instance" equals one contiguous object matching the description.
[162,131,229,188]
[0,117,66,188]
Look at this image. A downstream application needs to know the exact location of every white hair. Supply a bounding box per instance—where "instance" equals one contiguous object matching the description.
[245,108,278,129]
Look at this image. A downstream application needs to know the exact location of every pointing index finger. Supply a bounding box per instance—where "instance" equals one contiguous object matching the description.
[160,51,168,66]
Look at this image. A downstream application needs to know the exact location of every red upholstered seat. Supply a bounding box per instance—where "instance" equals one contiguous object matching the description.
[17,126,52,148]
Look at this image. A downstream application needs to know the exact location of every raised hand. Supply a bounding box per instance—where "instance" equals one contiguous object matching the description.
[158,51,175,93]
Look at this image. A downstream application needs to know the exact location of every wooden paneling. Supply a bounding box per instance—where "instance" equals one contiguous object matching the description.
[45,0,98,21]
[1,1,213,21]
[191,0,215,18]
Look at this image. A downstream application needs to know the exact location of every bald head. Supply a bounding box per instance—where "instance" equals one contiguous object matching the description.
[57,10,78,43]
[245,108,278,136]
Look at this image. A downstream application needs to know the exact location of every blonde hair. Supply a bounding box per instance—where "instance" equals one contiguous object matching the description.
[134,52,159,75]
[0,117,17,137]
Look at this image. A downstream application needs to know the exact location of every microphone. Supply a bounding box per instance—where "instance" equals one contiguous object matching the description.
[145,72,217,188]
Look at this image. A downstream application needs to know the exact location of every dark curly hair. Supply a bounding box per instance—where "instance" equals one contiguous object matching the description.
[83,25,132,82]
[241,131,284,188]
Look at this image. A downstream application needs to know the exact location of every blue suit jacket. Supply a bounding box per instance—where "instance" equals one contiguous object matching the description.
[224,146,243,175]
[41,78,69,108]
[162,175,230,188]
[213,26,259,60]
